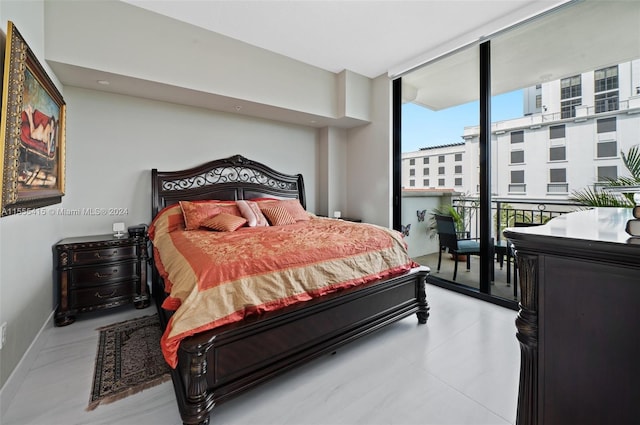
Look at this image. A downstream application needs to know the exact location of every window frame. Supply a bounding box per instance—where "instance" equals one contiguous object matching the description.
[510,130,524,144]
[597,165,617,182]
[596,140,617,159]
[510,150,525,164]
[597,117,616,133]
[549,145,566,162]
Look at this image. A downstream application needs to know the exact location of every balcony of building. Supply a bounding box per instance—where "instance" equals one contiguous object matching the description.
[402,190,582,305]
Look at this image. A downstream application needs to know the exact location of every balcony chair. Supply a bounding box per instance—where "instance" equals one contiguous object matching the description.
[434,214,481,281]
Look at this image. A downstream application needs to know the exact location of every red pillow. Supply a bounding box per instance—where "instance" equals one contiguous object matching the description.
[277,199,310,221]
[179,200,241,230]
[261,206,296,226]
[257,199,309,222]
[200,213,247,232]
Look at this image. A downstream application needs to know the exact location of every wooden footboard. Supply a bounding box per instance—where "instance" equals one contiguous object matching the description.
[154,267,429,425]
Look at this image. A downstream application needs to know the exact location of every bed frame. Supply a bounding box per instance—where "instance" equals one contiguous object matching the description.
[151,154,430,425]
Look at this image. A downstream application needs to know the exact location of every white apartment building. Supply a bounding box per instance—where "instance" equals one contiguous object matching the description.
[402,59,640,201]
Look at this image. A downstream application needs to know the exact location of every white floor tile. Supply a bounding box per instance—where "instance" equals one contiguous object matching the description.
[2,284,520,425]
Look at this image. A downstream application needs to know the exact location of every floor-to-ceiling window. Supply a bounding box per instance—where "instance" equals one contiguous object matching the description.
[398,45,483,297]
[394,0,640,308]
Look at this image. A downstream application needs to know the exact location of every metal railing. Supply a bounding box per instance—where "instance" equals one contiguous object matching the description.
[451,197,582,242]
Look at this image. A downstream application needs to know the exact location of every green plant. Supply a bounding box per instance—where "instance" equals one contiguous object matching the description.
[426,192,479,239]
[570,145,640,207]
[429,204,462,231]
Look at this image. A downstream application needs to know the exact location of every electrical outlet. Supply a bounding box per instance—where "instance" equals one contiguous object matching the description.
[0,322,7,350]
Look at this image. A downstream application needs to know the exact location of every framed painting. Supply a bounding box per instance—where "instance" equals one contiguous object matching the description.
[1,21,66,217]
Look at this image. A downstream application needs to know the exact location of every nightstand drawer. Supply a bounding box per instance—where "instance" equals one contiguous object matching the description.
[70,282,136,308]
[71,245,137,265]
[70,261,139,286]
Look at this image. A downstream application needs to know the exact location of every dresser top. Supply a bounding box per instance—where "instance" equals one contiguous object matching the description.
[504,208,639,263]
[506,208,635,244]
[56,234,132,246]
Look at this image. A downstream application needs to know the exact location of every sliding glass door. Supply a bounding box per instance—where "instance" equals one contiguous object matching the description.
[395,0,640,307]
[398,45,483,297]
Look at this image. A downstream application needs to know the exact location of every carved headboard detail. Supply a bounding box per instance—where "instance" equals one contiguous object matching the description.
[151,154,306,218]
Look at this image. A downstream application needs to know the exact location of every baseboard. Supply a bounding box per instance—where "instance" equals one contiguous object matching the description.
[0,310,55,418]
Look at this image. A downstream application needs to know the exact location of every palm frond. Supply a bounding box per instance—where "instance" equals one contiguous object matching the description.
[569,187,634,207]
[621,144,640,181]
[572,146,640,208]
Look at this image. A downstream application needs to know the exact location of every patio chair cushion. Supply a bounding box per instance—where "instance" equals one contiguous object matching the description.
[457,239,480,253]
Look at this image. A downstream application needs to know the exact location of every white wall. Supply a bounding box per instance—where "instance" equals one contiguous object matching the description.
[0,0,65,394]
[62,87,318,236]
[44,0,347,122]
[317,127,347,217]
[400,194,443,258]
[347,75,393,227]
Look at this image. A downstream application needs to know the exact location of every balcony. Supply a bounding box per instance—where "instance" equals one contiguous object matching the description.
[403,191,581,303]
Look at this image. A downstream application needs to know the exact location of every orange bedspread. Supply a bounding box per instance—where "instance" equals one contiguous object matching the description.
[150,204,417,367]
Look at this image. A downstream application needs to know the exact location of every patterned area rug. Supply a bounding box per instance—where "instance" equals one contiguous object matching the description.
[87,314,171,411]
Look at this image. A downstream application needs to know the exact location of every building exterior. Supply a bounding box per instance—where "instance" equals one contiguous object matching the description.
[402,59,640,201]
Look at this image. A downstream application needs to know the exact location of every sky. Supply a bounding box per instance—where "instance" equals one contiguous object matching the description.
[402,90,524,152]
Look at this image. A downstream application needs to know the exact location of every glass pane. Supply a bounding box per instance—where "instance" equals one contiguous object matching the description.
[511,170,525,183]
[550,168,566,182]
[597,117,616,133]
[549,146,566,161]
[510,131,524,143]
[550,125,565,139]
[510,150,524,164]
[401,44,480,293]
[598,166,618,181]
[597,141,617,158]
[399,0,639,305]
[490,0,640,302]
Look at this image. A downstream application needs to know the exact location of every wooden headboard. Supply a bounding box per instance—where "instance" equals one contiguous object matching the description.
[151,154,306,218]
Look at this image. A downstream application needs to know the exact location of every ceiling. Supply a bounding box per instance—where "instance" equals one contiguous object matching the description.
[46,0,640,124]
[402,0,640,110]
[122,0,571,80]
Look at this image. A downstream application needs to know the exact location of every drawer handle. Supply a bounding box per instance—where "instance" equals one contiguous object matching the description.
[95,289,117,299]
[94,250,118,259]
[94,269,117,278]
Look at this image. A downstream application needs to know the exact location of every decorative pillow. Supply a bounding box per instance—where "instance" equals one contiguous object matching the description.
[260,206,296,226]
[200,213,247,232]
[277,199,310,221]
[179,200,242,230]
[256,198,309,222]
[236,200,269,227]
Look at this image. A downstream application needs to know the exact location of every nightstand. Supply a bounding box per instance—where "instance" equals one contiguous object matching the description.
[338,217,362,223]
[317,215,362,223]
[54,234,150,326]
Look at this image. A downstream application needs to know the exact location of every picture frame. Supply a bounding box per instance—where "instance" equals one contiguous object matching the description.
[1,21,66,217]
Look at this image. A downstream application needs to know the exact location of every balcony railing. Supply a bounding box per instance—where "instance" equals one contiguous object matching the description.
[451,197,581,242]
[508,184,526,193]
[547,183,569,193]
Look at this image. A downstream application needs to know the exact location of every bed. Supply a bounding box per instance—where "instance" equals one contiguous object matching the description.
[150,154,430,425]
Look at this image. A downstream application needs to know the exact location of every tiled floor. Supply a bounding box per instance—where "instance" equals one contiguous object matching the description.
[2,284,520,425]
[414,253,520,302]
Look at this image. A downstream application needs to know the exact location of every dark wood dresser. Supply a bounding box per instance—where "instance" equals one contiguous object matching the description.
[54,234,150,326]
[504,208,640,425]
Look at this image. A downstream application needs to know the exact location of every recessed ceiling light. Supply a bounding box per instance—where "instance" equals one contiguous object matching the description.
[97,80,110,85]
